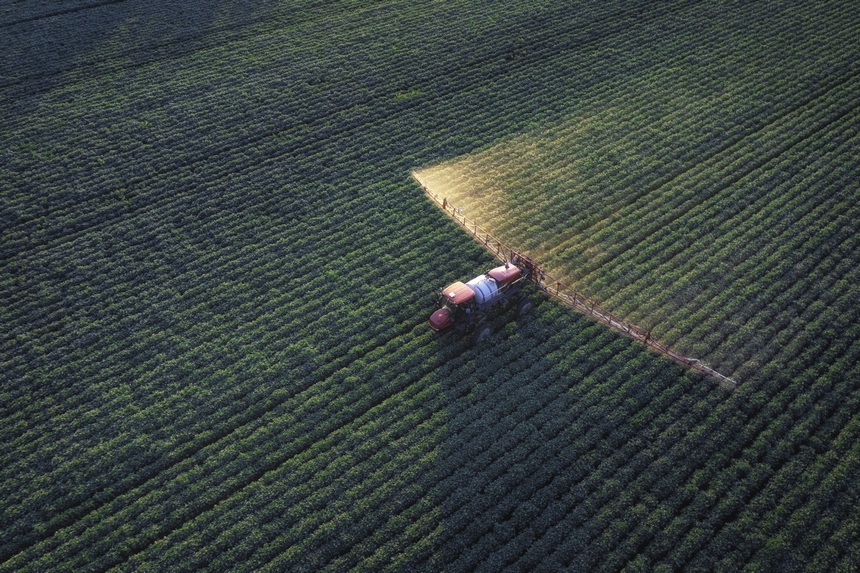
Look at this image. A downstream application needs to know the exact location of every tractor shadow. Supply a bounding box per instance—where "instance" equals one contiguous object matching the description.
[419,296,730,570]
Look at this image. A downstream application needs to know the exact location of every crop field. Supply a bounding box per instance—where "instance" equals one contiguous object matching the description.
[2,1,858,572]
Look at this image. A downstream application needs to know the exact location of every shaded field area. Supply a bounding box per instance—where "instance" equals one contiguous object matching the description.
[2,1,859,571]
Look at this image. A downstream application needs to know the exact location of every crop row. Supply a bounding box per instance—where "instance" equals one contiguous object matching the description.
[206,334,704,571]
[599,110,859,318]
[0,105,490,560]
[0,0,374,89]
[1,69,510,414]
[3,0,760,259]
[532,343,855,571]
[2,193,437,440]
[563,76,860,283]
[3,318,452,570]
[591,334,860,570]
[664,172,858,373]
[15,302,712,568]
[421,10,859,379]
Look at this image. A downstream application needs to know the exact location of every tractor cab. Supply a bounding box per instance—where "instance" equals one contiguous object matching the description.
[429,281,476,331]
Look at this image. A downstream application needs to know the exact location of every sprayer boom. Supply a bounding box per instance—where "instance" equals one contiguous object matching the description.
[415,173,737,389]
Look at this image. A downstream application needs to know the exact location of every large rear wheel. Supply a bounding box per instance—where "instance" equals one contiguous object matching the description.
[472,322,493,345]
[516,296,534,317]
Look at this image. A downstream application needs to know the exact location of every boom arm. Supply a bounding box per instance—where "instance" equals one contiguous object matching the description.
[416,173,738,389]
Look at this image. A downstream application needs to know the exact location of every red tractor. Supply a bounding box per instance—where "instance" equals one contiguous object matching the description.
[429,253,543,344]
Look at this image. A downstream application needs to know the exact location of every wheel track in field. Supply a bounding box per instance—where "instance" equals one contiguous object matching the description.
[0,0,702,256]
[0,0,126,29]
[119,322,660,568]
[282,343,684,571]
[1,0,848,474]
[0,0,377,89]
[22,322,468,571]
[3,1,856,568]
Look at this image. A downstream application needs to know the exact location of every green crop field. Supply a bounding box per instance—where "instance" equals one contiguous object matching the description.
[2,1,858,571]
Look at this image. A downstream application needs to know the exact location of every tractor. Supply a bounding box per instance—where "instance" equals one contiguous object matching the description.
[429,253,543,345]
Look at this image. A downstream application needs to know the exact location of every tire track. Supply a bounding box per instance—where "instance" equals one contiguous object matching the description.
[0,0,126,29]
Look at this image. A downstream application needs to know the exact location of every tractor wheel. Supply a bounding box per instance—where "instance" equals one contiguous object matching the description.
[472,322,493,345]
[516,296,534,317]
